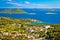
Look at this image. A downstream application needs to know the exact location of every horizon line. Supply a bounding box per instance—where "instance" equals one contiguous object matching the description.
[0,7,60,9]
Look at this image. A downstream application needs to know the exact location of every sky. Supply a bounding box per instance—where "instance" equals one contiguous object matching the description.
[0,0,60,8]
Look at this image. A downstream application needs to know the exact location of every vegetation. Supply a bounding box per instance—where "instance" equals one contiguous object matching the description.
[0,17,60,40]
[46,24,60,40]
[0,8,26,14]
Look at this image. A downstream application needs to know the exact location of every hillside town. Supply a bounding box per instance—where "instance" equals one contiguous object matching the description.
[0,17,60,40]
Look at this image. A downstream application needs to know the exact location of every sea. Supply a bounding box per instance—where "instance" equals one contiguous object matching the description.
[0,8,60,24]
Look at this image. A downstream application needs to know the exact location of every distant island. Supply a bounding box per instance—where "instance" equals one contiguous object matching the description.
[0,8,26,14]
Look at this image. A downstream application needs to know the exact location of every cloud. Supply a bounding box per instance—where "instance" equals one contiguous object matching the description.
[6,1,60,8]
[8,0,12,1]
[7,1,22,6]
[6,1,49,8]
[25,1,30,4]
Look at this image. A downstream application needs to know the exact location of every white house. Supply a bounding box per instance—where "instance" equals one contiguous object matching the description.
[44,25,50,29]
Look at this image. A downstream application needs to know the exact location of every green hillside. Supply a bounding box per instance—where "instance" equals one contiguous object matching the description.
[0,17,60,40]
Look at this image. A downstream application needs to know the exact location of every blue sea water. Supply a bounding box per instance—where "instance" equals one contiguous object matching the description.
[0,8,60,24]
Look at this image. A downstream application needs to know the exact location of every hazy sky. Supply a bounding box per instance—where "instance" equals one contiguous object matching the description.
[0,0,60,8]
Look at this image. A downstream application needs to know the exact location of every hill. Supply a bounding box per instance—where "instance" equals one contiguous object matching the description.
[0,8,26,14]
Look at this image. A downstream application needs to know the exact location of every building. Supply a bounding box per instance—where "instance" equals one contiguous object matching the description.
[44,25,50,29]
